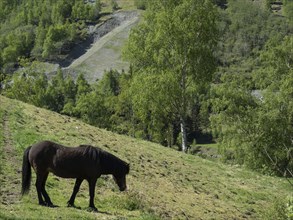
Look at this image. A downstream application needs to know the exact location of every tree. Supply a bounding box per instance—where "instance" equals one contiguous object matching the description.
[75,90,109,128]
[210,36,293,176]
[283,0,293,26]
[42,24,69,59]
[109,72,136,136]
[97,69,120,96]
[90,0,101,20]
[31,26,47,58]
[124,0,218,152]
[135,0,147,10]
[111,0,119,11]
[45,68,65,112]
[76,73,91,98]
[3,63,48,107]
[61,75,77,116]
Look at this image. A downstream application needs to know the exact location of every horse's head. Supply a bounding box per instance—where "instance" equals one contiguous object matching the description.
[113,163,129,191]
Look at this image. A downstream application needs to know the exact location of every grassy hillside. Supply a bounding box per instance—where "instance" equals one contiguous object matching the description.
[0,95,291,219]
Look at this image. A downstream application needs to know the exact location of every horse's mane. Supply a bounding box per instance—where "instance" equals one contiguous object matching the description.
[100,149,129,175]
[78,144,129,175]
[79,145,99,162]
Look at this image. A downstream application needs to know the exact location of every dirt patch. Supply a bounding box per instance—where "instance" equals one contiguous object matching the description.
[189,145,221,160]
[0,110,21,205]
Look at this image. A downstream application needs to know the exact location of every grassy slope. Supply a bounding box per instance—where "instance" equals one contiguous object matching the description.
[0,95,292,220]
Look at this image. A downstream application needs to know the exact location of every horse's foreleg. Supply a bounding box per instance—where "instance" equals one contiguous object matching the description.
[88,178,98,212]
[68,178,83,207]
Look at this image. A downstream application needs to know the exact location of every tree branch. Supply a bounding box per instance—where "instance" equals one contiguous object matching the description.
[263,147,293,187]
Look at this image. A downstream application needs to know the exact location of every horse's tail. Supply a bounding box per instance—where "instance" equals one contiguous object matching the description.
[21,146,32,196]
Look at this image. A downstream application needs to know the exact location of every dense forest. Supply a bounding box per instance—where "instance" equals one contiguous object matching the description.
[0,0,292,177]
[0,0,101,72]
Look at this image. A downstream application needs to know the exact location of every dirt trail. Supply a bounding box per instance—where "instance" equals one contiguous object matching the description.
[0,109,21,205]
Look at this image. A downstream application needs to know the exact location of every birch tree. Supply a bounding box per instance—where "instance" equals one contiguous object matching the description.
[124,0,218,152]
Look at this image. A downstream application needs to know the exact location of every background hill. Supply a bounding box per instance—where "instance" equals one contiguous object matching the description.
[61,10,139,82]
[0,95,291,219]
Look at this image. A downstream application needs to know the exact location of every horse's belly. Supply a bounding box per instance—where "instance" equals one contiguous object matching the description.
[50,153,98,178]
[49,162,92,179]
[50,168,80,178]
[49,167,86,178]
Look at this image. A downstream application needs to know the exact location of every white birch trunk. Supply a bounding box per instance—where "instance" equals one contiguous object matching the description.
[180,118,187,152]
[180,58,188,153]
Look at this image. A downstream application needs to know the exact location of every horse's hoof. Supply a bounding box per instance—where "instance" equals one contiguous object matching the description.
[48,204,58,208]
[87,207,98,212]
[68,203,81,209]
[67,202,74,207]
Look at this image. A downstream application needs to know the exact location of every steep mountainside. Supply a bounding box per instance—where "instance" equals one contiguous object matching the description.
[0,95,291,219]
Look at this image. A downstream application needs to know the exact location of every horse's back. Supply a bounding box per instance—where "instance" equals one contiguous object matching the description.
[28,141,101,178]
[52,145,101,178]
[29,140,60,156]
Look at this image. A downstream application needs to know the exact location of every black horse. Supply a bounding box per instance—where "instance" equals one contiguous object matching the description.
[21,140,129,211]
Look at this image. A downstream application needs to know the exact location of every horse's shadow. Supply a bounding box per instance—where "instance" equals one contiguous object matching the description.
[69,205,112,215]
[96,210,112,215]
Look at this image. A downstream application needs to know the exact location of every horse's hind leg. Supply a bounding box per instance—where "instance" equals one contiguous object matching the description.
[40,172,54,206]
[36,172,53,207]
[35,173,46,206]
[68,178,83,207]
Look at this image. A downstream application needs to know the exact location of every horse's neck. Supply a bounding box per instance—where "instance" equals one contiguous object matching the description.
[100,152,119,175]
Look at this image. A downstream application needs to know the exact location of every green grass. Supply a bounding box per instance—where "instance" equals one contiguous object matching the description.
[0,95,292,219]
[100,0,137,13]
[0,105,5,175]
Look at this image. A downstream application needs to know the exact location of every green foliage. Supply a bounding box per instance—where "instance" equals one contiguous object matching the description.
[134,0,147,10]
[284,1,293,25]
[42,25,70,59]
[97,69,120,96]
[211,34,293,175]
[75,90,109,127]
[111,0,119,11]
[76,73,91,98]
[217,0,290,70]
[106,72,136,136]
[262,196,293,220]
[124,0,218,151]
[287,196,293,219]
[1,0,292,177]
[0,0,101,71]
[209,0,292,175]
[72,0,100,21]
[2,67,123,129]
